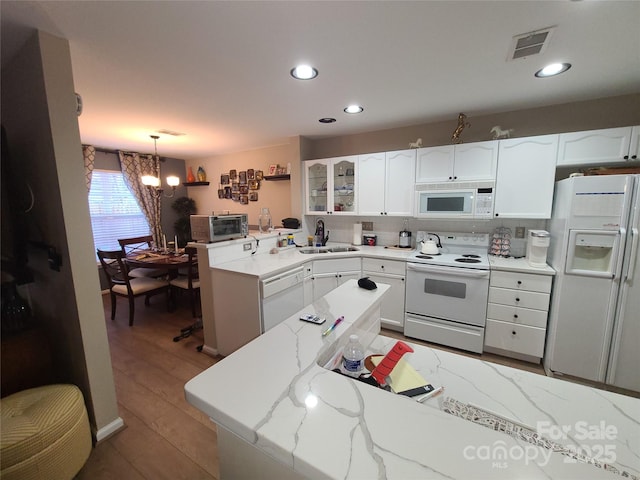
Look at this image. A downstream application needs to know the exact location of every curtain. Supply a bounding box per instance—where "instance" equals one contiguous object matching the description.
[118,151,162,246]
[82,145,95,193]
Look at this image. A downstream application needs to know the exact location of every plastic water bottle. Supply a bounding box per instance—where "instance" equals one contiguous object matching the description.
[341,334,365,377]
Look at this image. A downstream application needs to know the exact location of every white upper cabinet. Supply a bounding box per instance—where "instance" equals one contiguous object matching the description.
[358,149,415,216]
[305,156,357,215]
[494,134,559,219]
[557,126,639,166]
[415,141,498,183]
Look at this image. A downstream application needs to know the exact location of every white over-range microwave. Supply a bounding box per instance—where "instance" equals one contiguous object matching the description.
[415,181,495,219]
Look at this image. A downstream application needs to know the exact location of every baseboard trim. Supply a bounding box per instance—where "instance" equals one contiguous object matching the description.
[200,344,218,357]
[94,417,125,444]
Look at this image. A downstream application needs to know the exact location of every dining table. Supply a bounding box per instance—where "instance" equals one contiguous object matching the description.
[125,250,194,279]
[125,250,196,312]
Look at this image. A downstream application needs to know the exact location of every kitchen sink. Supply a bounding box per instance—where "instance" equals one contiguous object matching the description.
[298,246,359,254]
[326,246,359,253]
[299,248,330,254]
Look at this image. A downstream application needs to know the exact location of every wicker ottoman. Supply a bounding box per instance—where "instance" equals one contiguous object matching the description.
[1,384,92,480]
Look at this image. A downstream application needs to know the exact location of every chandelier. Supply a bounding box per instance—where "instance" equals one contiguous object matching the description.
[141,135,180,198]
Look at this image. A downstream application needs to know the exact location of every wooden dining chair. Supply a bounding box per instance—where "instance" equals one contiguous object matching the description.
[118,235,168,278]
[169,247,201,318]
[97,249,170,326]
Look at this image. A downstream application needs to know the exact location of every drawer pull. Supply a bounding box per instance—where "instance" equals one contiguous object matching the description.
[513,314,518,319]
[515,297,520,302]
[517,280,522,285]
[512,331,517,335]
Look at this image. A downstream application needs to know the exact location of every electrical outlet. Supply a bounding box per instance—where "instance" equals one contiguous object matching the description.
[243,242,252,251]
[515,227,525,239]
[362,221,373,231]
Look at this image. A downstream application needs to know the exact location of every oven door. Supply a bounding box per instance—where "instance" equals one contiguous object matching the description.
[405,263,489,326]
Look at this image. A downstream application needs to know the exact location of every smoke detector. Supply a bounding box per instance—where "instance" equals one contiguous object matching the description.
[508,26,556,61]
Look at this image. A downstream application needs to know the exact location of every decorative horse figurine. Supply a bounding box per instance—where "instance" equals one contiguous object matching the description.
[451,113,470,144]
[490,126,514,139]
[408,138,423,149]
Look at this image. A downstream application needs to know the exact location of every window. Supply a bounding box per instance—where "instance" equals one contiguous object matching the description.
[89,169,150,258]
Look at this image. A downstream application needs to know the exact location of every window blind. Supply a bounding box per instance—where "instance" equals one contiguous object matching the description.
[89,169,150,257]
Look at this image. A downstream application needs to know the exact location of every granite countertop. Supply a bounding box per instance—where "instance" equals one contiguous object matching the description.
[489,255,556,275]
[211,244,415,278]
[185,280,639,479]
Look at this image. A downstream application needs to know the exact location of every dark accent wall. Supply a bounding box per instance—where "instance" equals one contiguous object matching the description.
[305,93,640,159]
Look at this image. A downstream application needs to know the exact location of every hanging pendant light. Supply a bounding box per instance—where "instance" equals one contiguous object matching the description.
[141,135,180,198]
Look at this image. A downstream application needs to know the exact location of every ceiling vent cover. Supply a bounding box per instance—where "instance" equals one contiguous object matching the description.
[508,26,556,61]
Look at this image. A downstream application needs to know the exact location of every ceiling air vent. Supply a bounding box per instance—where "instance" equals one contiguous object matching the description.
[508,26,556,61]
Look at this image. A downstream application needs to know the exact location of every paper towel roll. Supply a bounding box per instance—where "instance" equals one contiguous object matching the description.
[353,223,362,245]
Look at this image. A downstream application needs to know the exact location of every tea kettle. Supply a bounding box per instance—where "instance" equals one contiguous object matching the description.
[420,233,442,255]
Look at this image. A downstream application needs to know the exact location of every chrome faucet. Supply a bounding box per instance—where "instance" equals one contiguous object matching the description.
[315,218,329,246]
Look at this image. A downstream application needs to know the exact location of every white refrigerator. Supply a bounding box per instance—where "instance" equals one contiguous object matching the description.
[545,174,639,392]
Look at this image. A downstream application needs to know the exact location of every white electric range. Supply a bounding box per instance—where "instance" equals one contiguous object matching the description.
[404,232,490,353]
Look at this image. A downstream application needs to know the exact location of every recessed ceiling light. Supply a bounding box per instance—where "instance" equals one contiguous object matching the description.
[290,64,318,80]
[535,62,571,78]
[319,118,336,123]
[344,104,364,114]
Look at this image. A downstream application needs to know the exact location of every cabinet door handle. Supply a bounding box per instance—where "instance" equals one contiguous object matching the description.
[632,155,637,159]
[517,280,522,285]
[448,176,453,180]
[512,330,517,335]
[515,297,520,302]
[513,314,518,319]
[624,155,629,160]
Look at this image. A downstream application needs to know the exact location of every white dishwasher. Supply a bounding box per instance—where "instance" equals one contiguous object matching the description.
[260,266,305,332]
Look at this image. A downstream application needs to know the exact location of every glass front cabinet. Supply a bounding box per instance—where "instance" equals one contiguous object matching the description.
[305,156,357,215]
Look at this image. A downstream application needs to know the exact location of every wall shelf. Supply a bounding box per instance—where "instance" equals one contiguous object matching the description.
[264,174,290,181]
[182,181,210,186]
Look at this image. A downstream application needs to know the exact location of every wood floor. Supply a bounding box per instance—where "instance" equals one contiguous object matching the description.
[77,294,221,480]
[78,293,631,479]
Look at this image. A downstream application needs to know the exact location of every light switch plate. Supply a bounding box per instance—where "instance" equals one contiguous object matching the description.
[243,243,252,251]
[515,227,525,239]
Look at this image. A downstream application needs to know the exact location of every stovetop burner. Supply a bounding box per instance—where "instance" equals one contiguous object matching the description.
[455,258,481,263]
[410,232,491,270]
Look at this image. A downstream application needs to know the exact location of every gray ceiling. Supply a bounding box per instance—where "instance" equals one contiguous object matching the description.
[2,1,639,160]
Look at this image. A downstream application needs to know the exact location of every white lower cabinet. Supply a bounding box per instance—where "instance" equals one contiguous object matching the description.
[310,258,361,302]
[362,258,406,331]
[302,262,313,306]
[484,270,552,362]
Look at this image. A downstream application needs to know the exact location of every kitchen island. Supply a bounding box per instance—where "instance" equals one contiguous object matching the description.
[185,280,639,479]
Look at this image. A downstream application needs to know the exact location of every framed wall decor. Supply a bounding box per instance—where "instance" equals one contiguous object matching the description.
[231,193,239,202]
[231,182,239,193]
[249,191,258,201]
[247,169,255,180]
[239,185,249,194]
[268,164,278,176]
[239,171,247,184]
[229,169,237,180]
[240,195,249,205]
[255,170,264,180]
[224,186,232,198]
[248,179,259,190]
[220,173,230,185]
